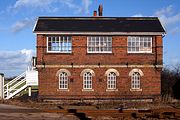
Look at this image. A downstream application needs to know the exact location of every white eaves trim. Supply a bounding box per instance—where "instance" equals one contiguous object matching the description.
[33,31,165,36]
[32,18,38,32]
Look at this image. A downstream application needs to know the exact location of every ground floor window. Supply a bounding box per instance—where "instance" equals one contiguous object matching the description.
[83,72,92,89]
[56,68,145,91]
[107,72,117,89]
[129,69,143,90]
[131,72,141,89]
[59,72,68,89]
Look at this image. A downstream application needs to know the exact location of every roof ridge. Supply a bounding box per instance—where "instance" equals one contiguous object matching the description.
[38,17,159,21]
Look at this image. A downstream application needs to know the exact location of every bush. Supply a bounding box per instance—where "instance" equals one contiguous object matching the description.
[161,64,180,101]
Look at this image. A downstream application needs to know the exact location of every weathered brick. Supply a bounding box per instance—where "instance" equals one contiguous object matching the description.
[36,35,163,100]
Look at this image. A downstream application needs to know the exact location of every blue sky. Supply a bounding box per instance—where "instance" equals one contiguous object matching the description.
[0,0,180,77]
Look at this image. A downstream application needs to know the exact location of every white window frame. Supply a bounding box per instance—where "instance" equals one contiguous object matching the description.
[87,36,112,53]
[127,36,152,53]
[83,72,92,89]
[107,72,117,89]
[47,36,72,53]
[59,72,68,89]
[131,72,141,90]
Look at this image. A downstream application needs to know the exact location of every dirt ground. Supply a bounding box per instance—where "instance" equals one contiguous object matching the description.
[0,113,79,120]
[0,104,80,120]
[0,99,180,120]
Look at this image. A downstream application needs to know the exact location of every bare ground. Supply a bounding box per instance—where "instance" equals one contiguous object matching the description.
[0,99,180,120]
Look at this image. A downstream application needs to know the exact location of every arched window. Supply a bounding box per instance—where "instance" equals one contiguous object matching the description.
[56,69,71,89]
[59,72,68,89]
[131,72,141,89]
[83,72,92,89]
[129,69,143,90]
[105,69,119,90]
[107,72,116,89]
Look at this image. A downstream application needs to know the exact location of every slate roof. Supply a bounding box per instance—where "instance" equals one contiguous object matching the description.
[33,17,165,33]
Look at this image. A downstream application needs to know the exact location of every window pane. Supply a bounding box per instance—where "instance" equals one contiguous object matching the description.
[59,72,68,89]
[47,36,72,52]
[107,72,116,89]
[87,36,112,53]
[131,72,140,89]
[128,36,152,53]
[128,42,131,47]
[83,72,92,89]
[144,42,148,47]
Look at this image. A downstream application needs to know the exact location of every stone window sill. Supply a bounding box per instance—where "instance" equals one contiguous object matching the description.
[82,89,94,92]
[130,88,142,92]
[57,89,69,91]
[106,89,118,91]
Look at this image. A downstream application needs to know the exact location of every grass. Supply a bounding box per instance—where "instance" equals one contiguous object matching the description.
[18,86,38,97]
[4,79,38,98]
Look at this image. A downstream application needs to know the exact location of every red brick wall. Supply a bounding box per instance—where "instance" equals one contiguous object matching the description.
[36,35,163,100]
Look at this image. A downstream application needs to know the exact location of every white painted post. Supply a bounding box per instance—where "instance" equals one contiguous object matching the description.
[28,86,31,97]
[0,73,4,99]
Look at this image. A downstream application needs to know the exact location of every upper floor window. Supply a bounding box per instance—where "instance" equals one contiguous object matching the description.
[128,36,152,53]
[87,36,112,53]
[47,36,72,53]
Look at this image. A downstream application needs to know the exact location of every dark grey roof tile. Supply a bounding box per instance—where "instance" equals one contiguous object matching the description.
[34,17,165,33]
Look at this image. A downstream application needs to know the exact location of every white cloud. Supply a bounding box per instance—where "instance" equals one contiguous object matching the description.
[167,13,180,25]
[154,5,180,31]
[11,0,58,13]
[9,0,92,14]
[13,0,53,9]
[0,49,35,77]
[131,14,144,17]
[60,0,81,13]
[11,18,35,33]
[21,49,34,63]
[9,0,63,13]
[132,5,180,34]
[155,5,173,17]
[81,0,92,14]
